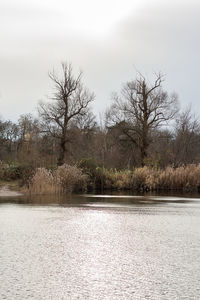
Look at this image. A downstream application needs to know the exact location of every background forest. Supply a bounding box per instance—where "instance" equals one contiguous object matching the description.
[1,63,200,192]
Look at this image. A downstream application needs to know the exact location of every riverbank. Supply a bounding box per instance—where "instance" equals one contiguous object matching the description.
[2,161,200,195]
[0,182,23,197]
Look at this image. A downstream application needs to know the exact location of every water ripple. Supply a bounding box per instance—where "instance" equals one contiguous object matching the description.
[0,196,200,299]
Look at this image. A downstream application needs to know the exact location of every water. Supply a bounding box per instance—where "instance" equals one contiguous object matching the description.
[0,193,200,299]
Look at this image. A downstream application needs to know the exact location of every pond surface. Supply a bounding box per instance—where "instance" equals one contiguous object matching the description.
[0,193,200,299]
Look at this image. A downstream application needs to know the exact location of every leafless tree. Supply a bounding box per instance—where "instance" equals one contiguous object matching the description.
[107,72,179,166]
[172,107,200,165]
[38,62,95,165]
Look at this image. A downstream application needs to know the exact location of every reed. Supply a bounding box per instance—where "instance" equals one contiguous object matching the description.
[83,164,200,191]
[17,163,200,193]
[27,167,55,194]
[27,164,87,195]
[132,164,200,191]
[54,164,87,193]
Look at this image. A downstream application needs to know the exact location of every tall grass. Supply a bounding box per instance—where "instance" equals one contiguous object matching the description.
[5,160,200,193]
[26,168,55,194]
[27,164,87,195]
[54,164,87,193]
[156,165,200,191]
[96,164,200,192]
[132,164,200,192]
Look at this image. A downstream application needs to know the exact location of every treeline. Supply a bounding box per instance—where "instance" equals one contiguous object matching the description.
[1,62,200,172]
[0,107,199,170]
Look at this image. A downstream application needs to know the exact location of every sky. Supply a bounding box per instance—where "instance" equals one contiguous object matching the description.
[0,0,200,121]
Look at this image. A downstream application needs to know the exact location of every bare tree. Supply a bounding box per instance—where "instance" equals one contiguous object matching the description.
[0,119,18,158]
[172,107,200,165]
[107,73,179,166]
[38,62,95,165]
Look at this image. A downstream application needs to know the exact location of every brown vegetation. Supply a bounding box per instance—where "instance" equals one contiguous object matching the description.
[131,165,200,192]
[1,66,200,195]
[2,159,200,193]
[78,162,200,192]
[26,164,87,195]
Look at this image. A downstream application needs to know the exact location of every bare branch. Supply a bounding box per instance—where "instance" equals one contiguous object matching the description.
[38,62,95,165]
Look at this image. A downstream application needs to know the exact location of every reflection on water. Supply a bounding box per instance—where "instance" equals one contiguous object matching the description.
[0,193,200,299]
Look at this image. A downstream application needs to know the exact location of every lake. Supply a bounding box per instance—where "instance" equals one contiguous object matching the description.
[0,193,200,299]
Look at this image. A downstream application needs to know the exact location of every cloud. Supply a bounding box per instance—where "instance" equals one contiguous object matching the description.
[0,0,200,120]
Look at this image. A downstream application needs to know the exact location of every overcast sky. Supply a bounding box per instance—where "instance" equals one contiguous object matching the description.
[0,0,200,121]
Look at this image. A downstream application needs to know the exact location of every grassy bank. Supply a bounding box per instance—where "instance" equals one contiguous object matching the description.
[79,160,200,193]
[1,160,200,194]
[131,165,200,192]
[104,165,200,192]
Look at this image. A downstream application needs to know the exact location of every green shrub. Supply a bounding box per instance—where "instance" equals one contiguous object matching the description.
[0,161,36,184]
[103,168,133,190]
[78,158,105,190]
[0,161,9,180]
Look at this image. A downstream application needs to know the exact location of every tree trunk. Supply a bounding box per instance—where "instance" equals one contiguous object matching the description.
[141,127,148,167]
[141,146,147,167]
[57,139,66,166]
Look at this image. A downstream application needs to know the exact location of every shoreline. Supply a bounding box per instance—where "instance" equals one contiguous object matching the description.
[0,185,23,197]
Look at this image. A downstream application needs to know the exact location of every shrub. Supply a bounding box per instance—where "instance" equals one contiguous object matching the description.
[0,161,9,180]
[78,158,105,190]
[0,161,35,184]
[103,169,133,190]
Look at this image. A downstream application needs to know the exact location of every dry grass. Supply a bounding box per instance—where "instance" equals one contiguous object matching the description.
[156,165,200,191]
[83,164,200,192]
[23,163,200,193]
[27,168,55,194]
[27,164,87,195]
[132,167,155,190]
[132,164,200,191]
[54,164,87,193]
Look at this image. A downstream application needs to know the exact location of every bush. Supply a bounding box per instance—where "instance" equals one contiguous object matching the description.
[0,161,9,180]
[78,158,105,190]
[103,169,133,190]
[0,161,35,184]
